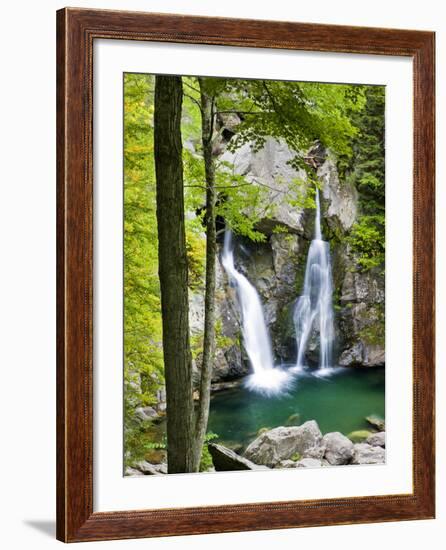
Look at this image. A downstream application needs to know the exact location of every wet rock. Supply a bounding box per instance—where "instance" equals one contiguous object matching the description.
[366,431,386,448]
[270,233,302,292]
[210,380,244,392]
[244,421,323,467]
[208,443,269,471]
[339,343,363,367]
[322,432,354,465]
[363,344,385,367]
[211,349,232,381]
[336,243,385,363]
[339,342,384,368]
[352,443,385,465]
[318,154,358,232]
[366,415,385,431]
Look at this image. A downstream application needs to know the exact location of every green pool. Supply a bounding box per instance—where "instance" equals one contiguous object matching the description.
[208,367,385,451]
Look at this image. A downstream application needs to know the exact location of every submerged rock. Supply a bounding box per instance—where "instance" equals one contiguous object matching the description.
[208,443,268,471]
[352,443,385,465]
[346,430,373,443]
[285,413,301,426]
[322,432,354,465]
[244,420,323,467]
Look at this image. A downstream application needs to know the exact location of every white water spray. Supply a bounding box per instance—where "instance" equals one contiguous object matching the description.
[221,231,290,394]
[294,188,335,372]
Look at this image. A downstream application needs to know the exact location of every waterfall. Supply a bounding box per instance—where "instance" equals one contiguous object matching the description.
[221,231,290,394]
[293,188,335,372]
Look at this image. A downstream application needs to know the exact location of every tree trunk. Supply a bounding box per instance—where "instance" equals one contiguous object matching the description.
[154,75,196,474]
[193,79,217,468]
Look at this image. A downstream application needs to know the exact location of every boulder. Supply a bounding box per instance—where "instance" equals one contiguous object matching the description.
[322,432,354,465]
[363,344,385,367]
[339,343,363,367]
[303,444,326,459]
[134,461,167,475]
[366,415,385,431]
[366,431,386,448]
[339,340,385,368]
[352,443,386,465]
[244,421,323,467]
[208,443,268,471]
[134,406,158,422]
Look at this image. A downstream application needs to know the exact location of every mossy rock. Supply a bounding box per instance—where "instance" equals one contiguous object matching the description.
[366,415,385,431]
[346,430,373,443]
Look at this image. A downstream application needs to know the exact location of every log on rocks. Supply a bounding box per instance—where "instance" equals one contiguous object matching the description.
[208,443,269,471]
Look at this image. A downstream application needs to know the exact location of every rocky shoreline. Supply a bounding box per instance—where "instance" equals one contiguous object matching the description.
[126,419,385,476]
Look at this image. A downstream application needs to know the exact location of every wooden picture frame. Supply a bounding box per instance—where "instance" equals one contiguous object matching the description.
[56,7,435,542]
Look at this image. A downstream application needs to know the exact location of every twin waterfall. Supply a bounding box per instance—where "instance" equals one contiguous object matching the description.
[221,188,335,394]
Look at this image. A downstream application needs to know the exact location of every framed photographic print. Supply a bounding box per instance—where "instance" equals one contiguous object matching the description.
[56,7,435,542]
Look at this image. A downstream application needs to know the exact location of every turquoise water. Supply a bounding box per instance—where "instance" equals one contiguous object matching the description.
[208,367,385,451]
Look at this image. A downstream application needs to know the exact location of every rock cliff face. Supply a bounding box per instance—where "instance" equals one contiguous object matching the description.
[190,136,385,382]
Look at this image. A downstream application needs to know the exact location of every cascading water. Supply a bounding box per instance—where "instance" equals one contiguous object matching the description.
[293,188,335,373]
[221,231,290,394]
